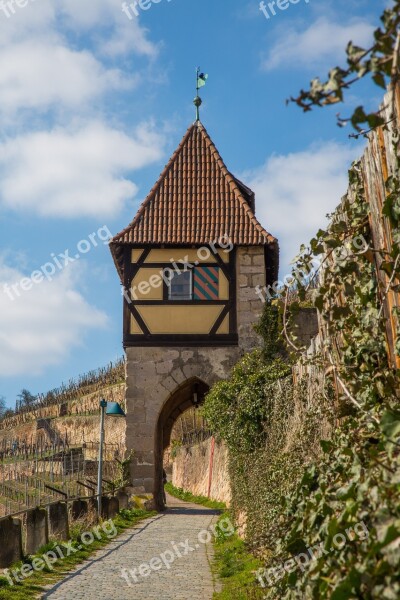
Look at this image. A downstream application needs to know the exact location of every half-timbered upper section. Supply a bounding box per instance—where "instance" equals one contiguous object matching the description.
[110,121,278,348]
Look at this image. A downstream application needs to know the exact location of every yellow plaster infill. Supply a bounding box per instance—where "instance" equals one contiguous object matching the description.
[216,314,229,335]
[144,249,217,264]
[217,249,230,263]
[219,271,229,300]
[130,315,144,335]
[136,305,224,334]
[131,268,164,300]
[131,249,145,263]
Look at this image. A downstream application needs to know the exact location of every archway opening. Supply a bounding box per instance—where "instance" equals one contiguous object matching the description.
[154,378,209,509]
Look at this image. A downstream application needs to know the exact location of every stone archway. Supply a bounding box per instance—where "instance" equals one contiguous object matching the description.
[154,378,209,508]
[125,346,240,506]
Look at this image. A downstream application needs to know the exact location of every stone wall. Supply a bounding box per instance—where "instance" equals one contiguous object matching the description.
[236,246,266,353]
[0,383,125,433]
[172,438,231,505]
[0,494,124,568]
[52,414,126,450]
[0,384,126,453]
[125,346,240,501]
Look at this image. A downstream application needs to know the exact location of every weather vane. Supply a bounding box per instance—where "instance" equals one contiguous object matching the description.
[194,67,208,121]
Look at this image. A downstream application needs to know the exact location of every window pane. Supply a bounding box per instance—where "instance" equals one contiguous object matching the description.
[168,271,192,300]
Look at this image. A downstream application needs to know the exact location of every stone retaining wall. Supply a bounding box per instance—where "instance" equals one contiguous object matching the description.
[172,438,231,506]
[0,493,125,568]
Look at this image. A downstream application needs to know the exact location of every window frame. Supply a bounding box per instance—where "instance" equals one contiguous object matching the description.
[166,270,193,301]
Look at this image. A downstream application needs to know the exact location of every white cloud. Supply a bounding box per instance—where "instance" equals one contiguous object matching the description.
[0,0,156,57]
[0,41,130,114]
[243,141,362,274]
[262,17,374,71]
[59,0,157,57]
[0,0,156,117]
[0,121,165,217]
[0,0,55,46]
[0,262,107,377]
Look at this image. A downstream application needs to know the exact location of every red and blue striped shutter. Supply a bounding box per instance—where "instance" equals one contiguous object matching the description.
[193,267,219,300]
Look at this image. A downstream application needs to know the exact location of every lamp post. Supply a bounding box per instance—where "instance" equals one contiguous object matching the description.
[97,399,126,517]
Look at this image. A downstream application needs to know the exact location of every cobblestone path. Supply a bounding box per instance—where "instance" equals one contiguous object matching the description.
[42,495,219,600]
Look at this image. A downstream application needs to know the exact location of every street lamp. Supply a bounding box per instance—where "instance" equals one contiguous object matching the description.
[97,399,126,516]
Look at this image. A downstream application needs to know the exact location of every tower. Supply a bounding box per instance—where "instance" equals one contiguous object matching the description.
[110,120,278,506]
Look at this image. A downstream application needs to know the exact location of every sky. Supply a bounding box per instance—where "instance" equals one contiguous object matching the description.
[0,0,389,406]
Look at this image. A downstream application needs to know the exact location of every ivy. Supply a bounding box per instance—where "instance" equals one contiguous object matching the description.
[289,2,400,134]
[202,305,334,554]
[263,8,400,595]
[203,8,400,597]
[254,303,285,362]
[202,350,290,453]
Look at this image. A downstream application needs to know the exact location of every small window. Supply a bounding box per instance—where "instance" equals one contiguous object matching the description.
[167,271,192,300]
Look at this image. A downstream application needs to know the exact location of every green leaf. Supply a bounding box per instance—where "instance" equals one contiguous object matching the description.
[320,440,333,454]
[336,483,356,500]
[331,568,362,600]
[380,410,400,439]
[376,521,400,547]
[373,72,387,88]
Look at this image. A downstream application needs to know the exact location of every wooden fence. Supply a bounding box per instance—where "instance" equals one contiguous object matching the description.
[360,85,400,369]
[294,85,400,396]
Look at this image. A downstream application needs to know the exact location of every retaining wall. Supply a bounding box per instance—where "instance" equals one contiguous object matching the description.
[0,492,124,568]
[172,438,231,506]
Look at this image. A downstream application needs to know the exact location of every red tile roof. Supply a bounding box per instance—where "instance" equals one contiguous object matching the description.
[110,121,278,278]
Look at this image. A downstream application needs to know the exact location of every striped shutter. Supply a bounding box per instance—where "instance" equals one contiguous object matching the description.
[193,267,219,300]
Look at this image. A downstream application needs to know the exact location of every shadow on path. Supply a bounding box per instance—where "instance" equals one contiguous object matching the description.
[164,492,222,517]
[167,506,221,517]
[41,514,164,599]
[41,494,221,599]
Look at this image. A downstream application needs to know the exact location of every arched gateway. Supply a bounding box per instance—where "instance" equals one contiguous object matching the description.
[110,119,278,508]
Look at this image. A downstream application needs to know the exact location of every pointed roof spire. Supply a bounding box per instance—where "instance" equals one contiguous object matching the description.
[110,122,278,281]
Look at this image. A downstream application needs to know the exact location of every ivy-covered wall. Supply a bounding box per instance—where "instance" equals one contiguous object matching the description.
[202,305,334,549]
[202,86,400,599]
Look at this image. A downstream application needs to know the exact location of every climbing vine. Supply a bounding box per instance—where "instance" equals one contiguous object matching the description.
[261,4,400,596]
[205,5,400,597]
[264,152,400,598]
[289,2,400,133]
[202,305,334,553]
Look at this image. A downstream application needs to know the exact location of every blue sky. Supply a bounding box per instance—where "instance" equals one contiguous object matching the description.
[0,0,387,405]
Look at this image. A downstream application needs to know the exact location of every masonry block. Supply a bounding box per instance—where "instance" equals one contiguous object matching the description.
[25,508,48,555]
[71,499,88,521]
[108,497,119,519]
[100,496,110,519]
[171,368,186,385]
[116,490,129,510]
[0,518,23,568]
[252,254,265,265]
[48,502,69,541]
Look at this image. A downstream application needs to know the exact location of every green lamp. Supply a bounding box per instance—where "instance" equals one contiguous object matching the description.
[106,402,126,417]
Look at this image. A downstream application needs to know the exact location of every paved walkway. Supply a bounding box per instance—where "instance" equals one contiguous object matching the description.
[41,495,220,600]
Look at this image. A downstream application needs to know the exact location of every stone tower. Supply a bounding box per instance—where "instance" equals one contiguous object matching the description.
[110,121,278,507]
